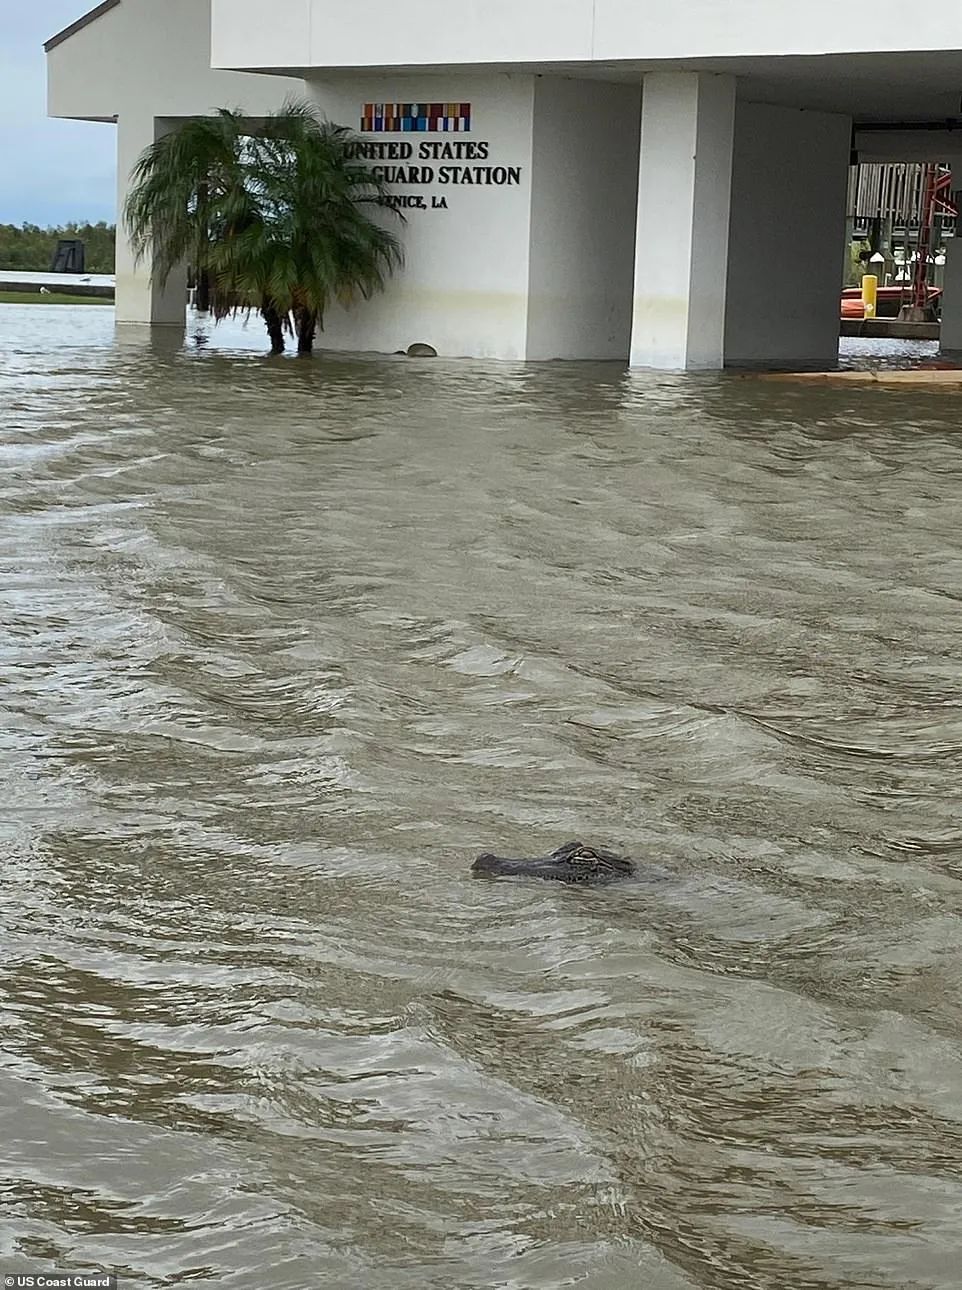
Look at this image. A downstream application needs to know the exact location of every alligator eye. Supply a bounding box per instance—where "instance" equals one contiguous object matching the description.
[571,849,600,869]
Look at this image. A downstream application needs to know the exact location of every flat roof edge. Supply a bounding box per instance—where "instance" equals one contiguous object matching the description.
[44,0,121,53]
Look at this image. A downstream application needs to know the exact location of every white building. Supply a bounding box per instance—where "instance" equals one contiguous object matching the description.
[46,0,962,366]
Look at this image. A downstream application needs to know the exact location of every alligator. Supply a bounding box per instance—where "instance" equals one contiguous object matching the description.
[471,841,636,885]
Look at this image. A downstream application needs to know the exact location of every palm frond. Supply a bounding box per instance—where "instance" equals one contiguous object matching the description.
[124,101,405,346]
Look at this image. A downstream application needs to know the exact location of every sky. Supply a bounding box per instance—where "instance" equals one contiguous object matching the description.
[0,0,116,225]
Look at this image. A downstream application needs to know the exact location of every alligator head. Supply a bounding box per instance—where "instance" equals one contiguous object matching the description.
[471,841,635,885]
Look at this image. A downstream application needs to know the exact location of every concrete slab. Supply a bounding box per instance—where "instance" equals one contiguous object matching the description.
[839,318,940,341]
[0,271,115,299]
[749,367,962,385]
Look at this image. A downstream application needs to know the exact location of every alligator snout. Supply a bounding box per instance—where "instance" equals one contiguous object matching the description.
[472,841,635,885]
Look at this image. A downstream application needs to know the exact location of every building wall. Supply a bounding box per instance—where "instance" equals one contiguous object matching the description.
[46,3,867,364]
[213,1,595,71]
[212,0,962,71]
[525,78,641,361]
[306,74,536,359]
[724,102,851,368]
[592,1,962,59]
[940,239,962,354]
[47,0,298,326]
[47,0,293,123]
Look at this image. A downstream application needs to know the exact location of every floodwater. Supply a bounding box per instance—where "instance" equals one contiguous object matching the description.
[1,304,961,1290]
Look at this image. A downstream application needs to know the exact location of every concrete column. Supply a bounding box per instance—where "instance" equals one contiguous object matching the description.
[630,72,736,370]
[525,78,641,360]
[115,115,187,327]
[939,236,962,354]
[724,103,851,370]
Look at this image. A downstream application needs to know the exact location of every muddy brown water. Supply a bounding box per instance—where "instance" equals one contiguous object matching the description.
[1,306,961,1289]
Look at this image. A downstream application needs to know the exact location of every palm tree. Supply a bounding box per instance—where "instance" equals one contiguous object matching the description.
[124,109,249,322]
[124,103,404,355]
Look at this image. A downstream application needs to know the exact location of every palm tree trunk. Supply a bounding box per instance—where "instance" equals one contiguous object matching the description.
[196,181,211,311]
[196,268,211,313]
[296,309,317,356]
[262,300,285,355]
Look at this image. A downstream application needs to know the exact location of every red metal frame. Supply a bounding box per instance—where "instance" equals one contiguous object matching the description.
[907,166,958,312]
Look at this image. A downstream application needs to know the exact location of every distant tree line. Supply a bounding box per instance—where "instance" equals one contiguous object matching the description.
[0,222,115,273]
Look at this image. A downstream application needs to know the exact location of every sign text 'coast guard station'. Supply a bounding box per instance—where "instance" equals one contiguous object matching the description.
[46,0,962,367]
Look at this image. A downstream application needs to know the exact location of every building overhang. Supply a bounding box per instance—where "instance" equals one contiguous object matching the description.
[45,0,298,127]
[211,0,962,101]
[44,0,962,167]
[279,51,962,135]
[44,0,121,53]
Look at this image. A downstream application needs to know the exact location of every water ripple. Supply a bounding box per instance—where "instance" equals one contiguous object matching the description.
[1,307,961,1288]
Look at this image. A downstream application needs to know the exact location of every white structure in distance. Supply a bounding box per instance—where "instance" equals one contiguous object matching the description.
[45,0,962,368]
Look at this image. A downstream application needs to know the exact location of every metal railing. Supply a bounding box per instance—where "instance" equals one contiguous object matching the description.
[848,162,955,228]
